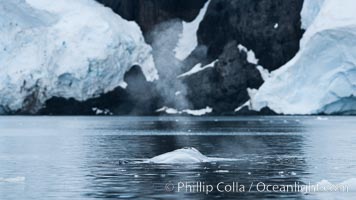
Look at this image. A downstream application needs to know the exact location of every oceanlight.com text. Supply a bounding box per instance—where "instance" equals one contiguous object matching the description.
[164,181,349,194]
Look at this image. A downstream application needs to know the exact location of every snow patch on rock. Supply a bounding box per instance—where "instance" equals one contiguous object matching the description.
[234,101,250,112]
[256,65,271,81]
[238,44,271,80]
[238,44,259,65]
[177,60,218,78]
[92,107,113,115]
[0,0,157,113]
[174,0,211,61]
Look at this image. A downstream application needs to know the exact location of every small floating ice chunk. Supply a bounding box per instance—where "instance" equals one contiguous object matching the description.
[316,116,329,120]
[148,147,210,164]
[182,107,213,116]
[214,170,229,173]
[0,176,25,183]
[92,107,113,115]
[156,106,213,116]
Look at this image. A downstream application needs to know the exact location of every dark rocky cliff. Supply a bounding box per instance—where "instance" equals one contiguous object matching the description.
[183,0,304,114]
[183,41,264,114]
[97,0,207,33]
[197,0,304,71]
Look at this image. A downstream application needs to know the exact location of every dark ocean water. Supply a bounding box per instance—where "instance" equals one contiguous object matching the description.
[0,116,355,199]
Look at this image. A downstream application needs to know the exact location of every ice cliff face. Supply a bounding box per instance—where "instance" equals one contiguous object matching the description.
[0,0,157,113]
[251,0,356,114]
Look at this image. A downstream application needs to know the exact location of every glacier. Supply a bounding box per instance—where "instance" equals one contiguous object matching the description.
[0,0,158,113]
[250,0,356,115]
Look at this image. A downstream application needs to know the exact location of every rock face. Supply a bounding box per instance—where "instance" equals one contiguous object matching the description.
[94,0,304,115]
[183,41,264,114]
[182,0,304,114]
[197,0,304,71]
[96,0,207,33]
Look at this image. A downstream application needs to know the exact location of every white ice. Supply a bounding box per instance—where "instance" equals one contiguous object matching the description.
[177,60,218,78]
[174,0,211,61]
[156,106,213,116]
[0,0,158,113]
[250,0,356,114]
[0,176,26,183]
[238,44,271,81]
[237,44,259,65]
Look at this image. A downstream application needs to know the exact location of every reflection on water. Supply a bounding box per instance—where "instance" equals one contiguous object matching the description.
[0,116,356,199]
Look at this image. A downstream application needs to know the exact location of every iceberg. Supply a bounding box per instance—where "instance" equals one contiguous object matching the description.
[250,0,356,115]
[0,0,158,113]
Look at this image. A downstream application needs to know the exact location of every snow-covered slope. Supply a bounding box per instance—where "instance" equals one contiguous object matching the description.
[0,0,158,113]
[300,0,325,29]
[174,0,210,61]
[250,0,356,114]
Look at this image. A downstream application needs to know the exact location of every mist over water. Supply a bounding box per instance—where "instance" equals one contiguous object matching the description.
[146,20,192,110]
